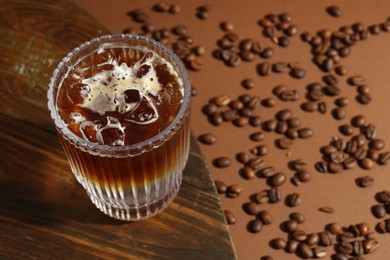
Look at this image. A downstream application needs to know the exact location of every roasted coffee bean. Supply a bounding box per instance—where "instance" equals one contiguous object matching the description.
[247,96,260,109]
[249,115,262,127]
[269,172,286,187]
[301,32,312,42]
[271,238,286,250]
[298,127,313,138]
[335,97,349,107]
[290,67,306,79]
[324,85,341,96]
[286,193,302,207]
[221,110,238,122]
[257,61,270,76]
[285,25,298,37]
[297,242,313,259]
[239,38,253,51]
[236,152,250,164]
[378,151,390,165]
[224,210,236,224]
[258,210,273,225]
[368,149,380,161]
[268,187,282,203]
[242,78,255,89]
[338,242,353,255]
[308,89,324,101]
[327,222,342,234]
[220,21,234,31]
[284,219,299,233]
[250,144,268,156]
[260,47,274,59]
[168,3,181,14]
[353,134,367,147]
[242,166,256,179]
[227,54,241,67]
[357,85,370,95]
[313,246,327,258]
[233,117,248,127]
[262,97,276,107]
[253,190,269,204]
[272,62,288,73]
[285,239,299,253]
[307,233,320,246]
[229,100,244,110]
[341,231,354,243]
[327,5,342,17]
[226,184,243,198]
[248,219,263,233]
[275,121,288,134]
[250,131,265,142]
[215,180,227,194]
[293,229,307,241]
[296,170,311,182]
[377,220,388,233]
[214,94,231,107]
[277,36,289,47]
[214,157,231,168]
[244,202,261,215]
[363,237,379,254]
[351,115,366,127]
[285,128,298,140]
[349,75,366,86]
[360,158,374,169]
[276,137,293,149]
[377,190,390,203]
[319,231,333,246]
[334,138,347,151]
[369,24,381,34]
[354,147,368,160]
[372,204,386,218]
[319,207,334,213]
[322,144,337,154]
[370,139,385,150]
[301,101,318,112]
[353,240,364,256]
[198,133,217,145]
[263,119,277,131]
[290,212,305,223]
[339,124,354,136]
[356,223,370,236]
[273,84,288,96]
[276,109,292,121]
[258,166,277,178]
[381,21,390,31]
[240,50,255,61]
[332,107,346,120]
[289,159,307,171]
[317,101,327,114]
[251,41,263,53]
[343,157,357,169]
[333,253,349,260]
[239,107,253,117]
[335,65,347,76]
[203,103,218,115]
[323,74,338,85]
[248,157,264,170]
[315,161,328,173]
[260,256,273,260]
[322,58,334,72]
[346,139,358,154]
[358,93,372,105]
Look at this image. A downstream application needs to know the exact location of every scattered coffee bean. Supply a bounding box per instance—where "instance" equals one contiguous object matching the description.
[301,101,318,112]
[332,107,347,120]
[260,47,274,59]
[258,210,273,225]
[378,151,390,165]
[262,97,276,107]
[327,5,342,17]
[349,75,366,86]
[213,156,231,168]
[298,127,314,138]
[286,193,302,207]
[290,212,305,223]
[290,67,306,79]
[268,187,282,203]
[198,133,217,145]
[259,167,277,178]
[271,238,287,250]
[327,222,342,234]
[220,21,234,32]
[335,65,347,76]
[335,97,349,107]
[319,231,333,246]
[319,207,334,213]
[242,78,255,89]
[224,210,236,224]
[248,219,263,233]
[363,237,379,254]
[241,166,256,180]
[276,137,293,149]
[226,184,243,198]
[260,256,273,260]
[214,180,227,194]
[297,242,313,259]
[360,157,374,170]
[372,204,386,218]
[272,62,288,73]
[307,233,320,246]
[377,190,390,203]
[285,239,299,253]
[283,219,298,233]
[289,159,307,171]
[249,131,265,142]
[253,190,269,204]
[258,61,271,76]
[339,124,354,136]
[269,172,286,187]
[339,242,353,255]
[169,3,181,14]
[296,170,311,182]
[244,202,261,215]
[248,157,264,170]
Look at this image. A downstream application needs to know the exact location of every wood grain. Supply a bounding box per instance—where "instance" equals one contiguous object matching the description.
[0,0,236,259]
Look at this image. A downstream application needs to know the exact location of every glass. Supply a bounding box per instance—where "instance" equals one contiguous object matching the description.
[47,34,191,221]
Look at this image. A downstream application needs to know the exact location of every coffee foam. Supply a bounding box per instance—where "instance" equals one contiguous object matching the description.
[78,47,181,123]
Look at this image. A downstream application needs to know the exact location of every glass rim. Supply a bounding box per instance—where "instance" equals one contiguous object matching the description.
[47,34,191,156]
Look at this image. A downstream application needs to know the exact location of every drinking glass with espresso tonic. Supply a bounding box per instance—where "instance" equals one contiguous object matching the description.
[48,34,191,221]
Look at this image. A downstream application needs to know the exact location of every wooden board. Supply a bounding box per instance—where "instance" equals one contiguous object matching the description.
[0,0,236,259]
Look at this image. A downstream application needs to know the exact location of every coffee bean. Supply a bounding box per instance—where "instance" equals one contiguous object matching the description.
[241,166,256,180]
[297,242,313,259]
[357,93,372,104]
[262,97,276,107]
[269,172,286,187]
[353,240,364,256]
[285,239,299,253]
[224,210,236,224]
[369,24,381,35]
[226,184,243,198]
[324,85,341,96]
[369,139,385,150]
[301,32,312,42]
[239,107,253,118]
[273,84,288,96]
[236,152,250,164]
[290,67,306,79]
[220,21,234,31]
[233,117,248,127]
[333,253,349,260]
[378,151,390,165]
[354,147,368,160]
[242,78,255,89]
[214,157,231,168]
[372,204,386,218]
[349,75,366,86]
[338,242,353,255]
[315,161,328,173]
[285,24,298,37]
[381,21,390,31]
[368,149,380,161]
[272,62,288,73]
[343,157,357,169]
[263,119,277,131]
[360,158,374,170]
[250,144,268,156]
[229,100,244,110]
[275,109,292,121]
[251,41,263,54]
[198,133,217,145]
[327,5,342,17]
[313,246,327,258]
[258,210,272,225]
[278,36,289,47]
[244,202,261,215]
[327,222,342,234]
[296,170,311,182]
[285,128,298,140]
[307,233,320,246]
[260,256,273,260]
[248,219,263,233]
[363,237,379,254]
[249,116,262,127]
[286,193,302,207]
[335,65,347,76]
[357,85,370,95]
[318,102,327,114]
[301,101,318,112]
[247,96,260,109]
[339,124,354,136]
[353,134,367,147]
[377,190,390,203]
[215,180,227,194]
[253,190,269,204]
[276,137,293,149]
[240,50,255,61]
[258,61,270,76]
[227,54,241,67]
[357,223,370,236]
[268,187,282,203]
[298,127,314,138]
[248,157,264,170]
[319,207,334,213]
[319,231,333,246]
[322,144,338,154]
[271,238,286,250]
[203,103,218,115]
[260,47,274,59]
[332,107,347,120]
[335,97,349,107]
[275,121,288,134]
[377,220,388,233]
[250,131,265,142]
[283,219,299,233]
[221,110,238,122]
[288,213,304,225]
[308,89,324,101]
[289,159,307,171]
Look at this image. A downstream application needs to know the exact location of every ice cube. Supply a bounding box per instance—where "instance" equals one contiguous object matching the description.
[80,121,98,142]
[164,83,183,105]
[124,96,158,125]
[95,116,125,146]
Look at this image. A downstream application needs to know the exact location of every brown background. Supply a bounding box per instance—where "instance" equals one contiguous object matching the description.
[75,0,390,259]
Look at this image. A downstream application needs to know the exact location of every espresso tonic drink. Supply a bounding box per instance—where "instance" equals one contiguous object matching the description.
[48,35,191,221]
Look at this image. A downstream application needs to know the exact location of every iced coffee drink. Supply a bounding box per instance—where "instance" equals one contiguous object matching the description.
[48,34,191,221]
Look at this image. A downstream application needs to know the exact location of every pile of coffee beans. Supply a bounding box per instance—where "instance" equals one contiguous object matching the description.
[258,13,299,47]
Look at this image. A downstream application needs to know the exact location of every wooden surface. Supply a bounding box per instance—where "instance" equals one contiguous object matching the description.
[0,0,236,259]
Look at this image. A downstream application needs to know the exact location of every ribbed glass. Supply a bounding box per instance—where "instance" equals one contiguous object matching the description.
[48,34,191,221]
